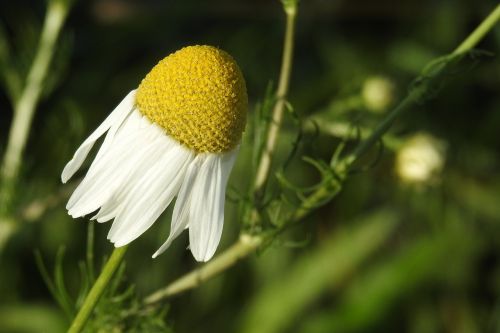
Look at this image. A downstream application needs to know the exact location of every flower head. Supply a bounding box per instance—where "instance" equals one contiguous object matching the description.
[362,76,395,113]
[396,133,446,185]
[136,45,247,153]
[62,45,247,261]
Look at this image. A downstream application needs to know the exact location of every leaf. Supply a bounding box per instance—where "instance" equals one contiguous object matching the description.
[34,249,74,320]
[54,247,75,318]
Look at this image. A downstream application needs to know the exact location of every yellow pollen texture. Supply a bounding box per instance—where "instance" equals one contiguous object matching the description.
[136,45,248,153]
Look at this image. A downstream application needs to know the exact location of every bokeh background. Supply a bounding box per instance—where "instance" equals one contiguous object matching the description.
[1,0,499,332]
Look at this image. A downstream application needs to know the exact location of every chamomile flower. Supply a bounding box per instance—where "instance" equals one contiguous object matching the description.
[62,45,248,262]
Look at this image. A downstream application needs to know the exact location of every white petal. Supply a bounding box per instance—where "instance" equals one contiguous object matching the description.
[85,107,146,176]
[92,128,165,222]
[109,141,194,247]
[66,118,149,217]
[152,155,203,258]
[66,139,137,216]
[105,133,176,238]
[61,90,136,183]
[188,148,238,262]
[67,110,165,218]
[93,98,144,161]
[91,133,165,222]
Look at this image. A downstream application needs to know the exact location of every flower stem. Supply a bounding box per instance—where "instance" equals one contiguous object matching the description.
[0,0,70,216]
[144,234,263,304]
[253,2,297,198]
[453,4,500,54]
[337,96,415,173]
[67,245,128,333]
[306,119,403,150]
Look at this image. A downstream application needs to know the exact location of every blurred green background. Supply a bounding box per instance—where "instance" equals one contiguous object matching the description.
[0,0,499,332]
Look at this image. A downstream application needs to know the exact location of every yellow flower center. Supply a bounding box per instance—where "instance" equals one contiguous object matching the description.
[135,45,248,153]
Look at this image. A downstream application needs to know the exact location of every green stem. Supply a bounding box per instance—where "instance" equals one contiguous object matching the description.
[68,246,128,333]
[307,118,403,150]
[86,223,95,282]
[253,2,297,197]
[144,234,263,304]
[0,0,70,214]
[291,181,341,222]
[454,4,500,54]
[338,95,415,173]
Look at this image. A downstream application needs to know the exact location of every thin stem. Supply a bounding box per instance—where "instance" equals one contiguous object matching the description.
[337,95,415,173]
[144,234,263,304]
[453,4,500,54]
[253,4,297,197]
[20,182,78,222]
[291,181,341,222]
[68,246,128,333]
[142,2,500,304]
[306,119,403,150]
[0,0,70,213]
[86,223,95,282]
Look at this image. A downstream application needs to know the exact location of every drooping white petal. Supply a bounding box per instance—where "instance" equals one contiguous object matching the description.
[152,154,203,258]
[108,139,194,247]
[87,108,145,174]
[88,118,166,222]
[188,148,238,262]
[105,135,176,239]
[67,110,166,219]
[91,132,165,223]
[61,90,136,183]
[66,138,138,216]
[66,113,155,217]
